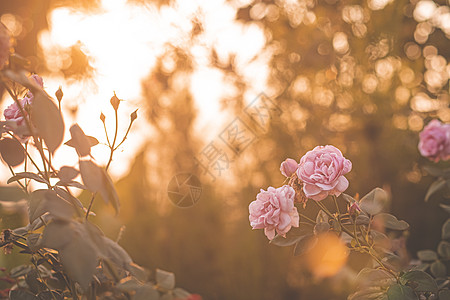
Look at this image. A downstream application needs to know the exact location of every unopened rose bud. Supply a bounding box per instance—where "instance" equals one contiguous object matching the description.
[110,92,120,110]
[55,86,63,102]
[280,158,298,177]
[100,112,106,123]
[348,202,361,218]
[130,109,138,122]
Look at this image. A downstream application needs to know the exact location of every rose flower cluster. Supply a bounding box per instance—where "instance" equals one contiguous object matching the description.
[249,145,352,240]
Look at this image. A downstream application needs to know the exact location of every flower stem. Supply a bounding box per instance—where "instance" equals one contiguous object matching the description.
[311,199,396,277]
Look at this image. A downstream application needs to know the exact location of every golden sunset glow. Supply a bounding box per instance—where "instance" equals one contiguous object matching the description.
[34,0,269,178]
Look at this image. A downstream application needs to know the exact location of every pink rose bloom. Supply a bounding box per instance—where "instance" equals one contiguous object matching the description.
[3,96,32,139]
[280,158,298,177]
[4,97,31,125]
[418,120,450,162]
[297,145,352,201]
[0,24,11,70]
[3,75,43,139]
[249,185,299,240]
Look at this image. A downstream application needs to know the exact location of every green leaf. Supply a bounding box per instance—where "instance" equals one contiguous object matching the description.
[39,220,75,249]
[348,287,387,300]
[314,222,330,235]
[9,290,38,300]
[100,237,132,269]
[316,210,329,223]
[341,193,356,203]
[36,291,63,300]
[438,241,450,259]
[134,285,160,300]
[270,228,310,247]
[401,270,438,292]
[387,284,416,300]
[7,172,48,184]
[359,188,389,215]
[439,289,450,300]
[430,261,447,278]
[443,219,450,240]
[373,213,409,231]
[440,204,450,215]
[57,166,79,182]
[2,69,40,90]
[79,160,120,214]
[65,124,98,157]
[293,235,317,256]
[31,90,65,153]
[54,187,84,209]
[413,263,430,272]
[0,137,25,167]
[59,236,98,291]
[425,178,447,202]
[355,215,370,225]
[423,165,444,177]
[12,226,28,236]
[355,268,396,289]
[41,221,101,290]
[417,249,438,261]
[55,180,86,189]
[156,269,175,290]
[126,262,149,282]
[26,233,40,251]
[116,277,143,292]
[371,230,392,250]
[160,294,174,300]
[28,190,74,224]
[173,288,191,298]
[9,265,33,278]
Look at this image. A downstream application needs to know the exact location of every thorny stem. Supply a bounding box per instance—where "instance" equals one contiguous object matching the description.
[311,199,397,278]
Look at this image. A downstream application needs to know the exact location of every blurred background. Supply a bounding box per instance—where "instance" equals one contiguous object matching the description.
[0,0,450,299]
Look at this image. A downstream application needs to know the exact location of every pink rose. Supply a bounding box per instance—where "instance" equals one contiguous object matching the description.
[249,185,299,240]
[3,75,43,139]
[280,158,298,177]
[297,145,352,201]
[418,119,450,162]
[0,24,11,70]
[3,96,32,139]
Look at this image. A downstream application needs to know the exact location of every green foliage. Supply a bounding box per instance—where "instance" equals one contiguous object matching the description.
[0,69,195,299]
[359,188,390,215]
[387,284,416,300]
